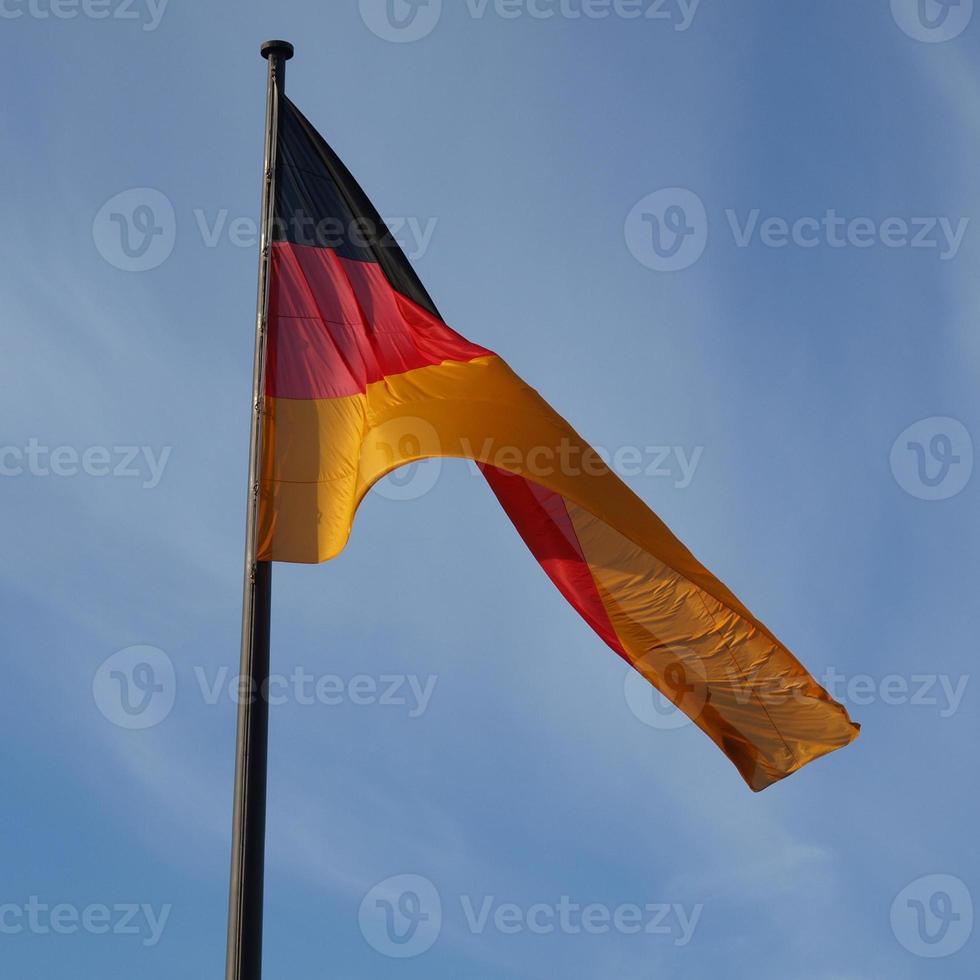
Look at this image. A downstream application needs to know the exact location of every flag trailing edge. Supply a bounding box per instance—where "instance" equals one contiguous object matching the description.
[258,94,860,792]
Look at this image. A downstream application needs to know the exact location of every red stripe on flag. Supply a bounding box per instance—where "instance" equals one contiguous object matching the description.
[480,464,629,661]
[267,242,491,399]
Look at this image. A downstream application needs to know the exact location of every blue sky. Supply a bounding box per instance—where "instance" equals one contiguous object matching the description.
[2,1,978,977]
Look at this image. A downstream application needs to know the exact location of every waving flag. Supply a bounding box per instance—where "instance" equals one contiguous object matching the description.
[257,94,859,791]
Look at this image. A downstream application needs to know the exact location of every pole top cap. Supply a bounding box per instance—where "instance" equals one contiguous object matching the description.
[260,40,295,61]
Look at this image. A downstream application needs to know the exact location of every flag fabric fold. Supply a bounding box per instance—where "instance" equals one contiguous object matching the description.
[258,94,859,791]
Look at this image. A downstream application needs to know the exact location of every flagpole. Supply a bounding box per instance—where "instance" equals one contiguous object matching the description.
[225,38,293,980]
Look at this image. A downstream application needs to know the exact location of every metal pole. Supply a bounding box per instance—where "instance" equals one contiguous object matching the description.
[225,38,293,980]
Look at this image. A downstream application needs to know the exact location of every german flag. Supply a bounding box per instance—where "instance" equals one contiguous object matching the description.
[258,95,859,791]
